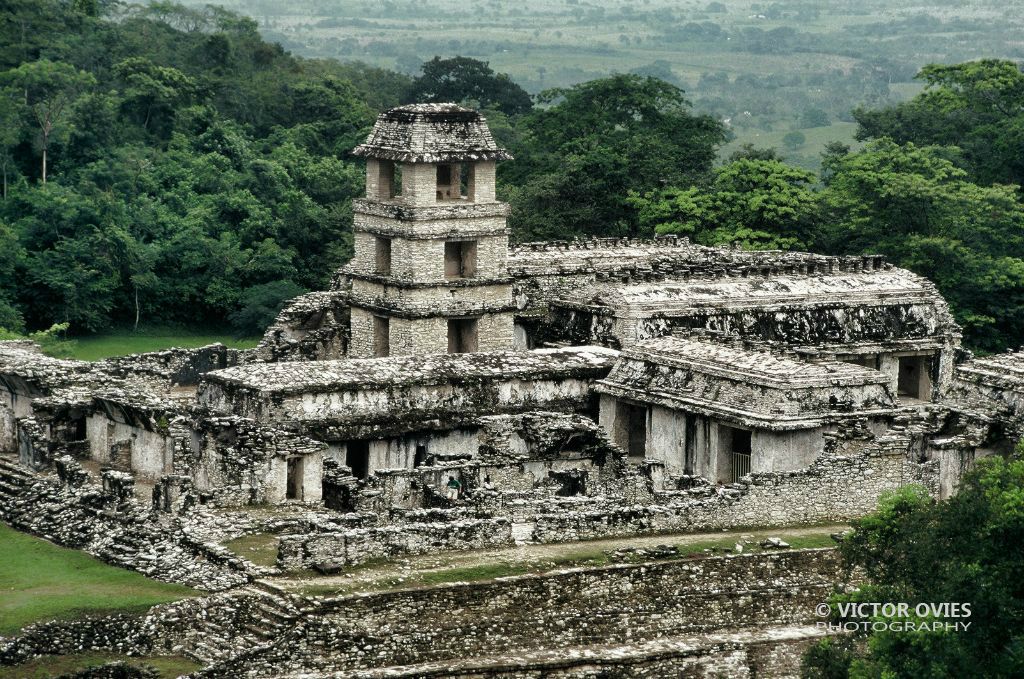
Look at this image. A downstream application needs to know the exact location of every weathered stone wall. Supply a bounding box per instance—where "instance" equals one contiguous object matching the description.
[0,614,153,666]
[199,548,845,677]
[199,348,617,441]
[257,291,350,362]
[276,517,514,570]
[99,345,233,386]
[0,456,250,591]
[351,278,514,316]
[508,236,887,311]
[269,627,824,678]
[530,427,936,543]
[186,415,326,506]
[350,227,509,281]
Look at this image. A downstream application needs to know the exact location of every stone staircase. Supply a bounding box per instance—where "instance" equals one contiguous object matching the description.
[0,455,33,501]
[157,579,308,666]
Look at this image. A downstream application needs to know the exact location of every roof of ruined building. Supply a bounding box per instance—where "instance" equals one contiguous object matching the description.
[507,236,873,278]
[954,351,1024,388]
[596,337,898,428]
[0,341,95,392]
[578,271,943,313]
[352,103,513,163]
[201,346,619,396]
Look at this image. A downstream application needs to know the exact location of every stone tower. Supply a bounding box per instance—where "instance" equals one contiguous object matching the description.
[348,103,516,357]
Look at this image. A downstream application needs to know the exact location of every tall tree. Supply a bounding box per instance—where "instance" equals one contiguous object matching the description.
[1,60,94,183]
[854,60,1024,187]
[630,158,818,250]
[507,74,725,240]
[407,56,533,116]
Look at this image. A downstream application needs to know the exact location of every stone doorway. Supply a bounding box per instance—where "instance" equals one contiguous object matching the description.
[286,456,304,501]
[346,441,370,479]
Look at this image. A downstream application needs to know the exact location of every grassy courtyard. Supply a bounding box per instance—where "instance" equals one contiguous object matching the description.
[0,653,202,679]
[54,333,260,362]
[0,522,196,635]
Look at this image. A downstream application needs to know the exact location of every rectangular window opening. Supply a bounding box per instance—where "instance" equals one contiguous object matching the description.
[374,237,392,276]
[373,315,390,358]
[447,318,479,354]
[444,240,477,279]
[897,355,932,401]
[414,444,428,467]
[614,402,648,460]
[376,160,401,200]
[436,164,456,201]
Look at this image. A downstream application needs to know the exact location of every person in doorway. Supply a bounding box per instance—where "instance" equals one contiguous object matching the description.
[482,475,495,491]
[446,475,461,500]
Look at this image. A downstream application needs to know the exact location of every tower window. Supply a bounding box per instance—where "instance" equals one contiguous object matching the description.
[448,318,479,354]
[375,160,401,200]
[444,240,477,279]
[374,237,392,275]
[436,164,456,201]
[373,315,390,357]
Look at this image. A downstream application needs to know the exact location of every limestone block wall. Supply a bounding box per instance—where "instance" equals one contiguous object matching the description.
[200,548,845,677]
[531,434,936,543]
[186,416,326,506]
[276,517,514,570]
[0,456,250,591]
[399,162,438,206]
[256,291,350,362]
[351,229,509,281]
[349,309,450,357]
[0,391,17,454]
[599,396,829,478]
[85,413,174,480]
[352,207,510,240]
[351,279,513,316]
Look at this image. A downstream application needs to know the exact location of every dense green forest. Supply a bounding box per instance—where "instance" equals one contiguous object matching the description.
[2,1,1024,353]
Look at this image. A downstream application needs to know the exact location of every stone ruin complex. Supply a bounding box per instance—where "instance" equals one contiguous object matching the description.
[2,103,1024,676]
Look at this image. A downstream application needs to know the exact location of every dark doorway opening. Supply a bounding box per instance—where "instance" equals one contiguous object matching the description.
[720,425,751,483]
[615,401,648,460]
[414,444,428,468]
[286,456,303,500]
[346,441,370,479]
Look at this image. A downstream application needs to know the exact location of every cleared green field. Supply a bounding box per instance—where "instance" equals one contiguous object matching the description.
[0,522,196,635]
[54,333,260,362]
[719,121,863,171]
[0,653,201,679]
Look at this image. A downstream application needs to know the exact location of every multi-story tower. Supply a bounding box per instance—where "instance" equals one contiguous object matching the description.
[348,104,516,357]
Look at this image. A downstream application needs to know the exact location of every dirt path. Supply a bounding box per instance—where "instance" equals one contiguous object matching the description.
[271,523,848,596]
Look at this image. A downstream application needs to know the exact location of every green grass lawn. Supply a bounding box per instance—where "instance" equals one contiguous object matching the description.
[0,653,202,679]
[224,533,281,568]
[0,522,197,635]
[50,333,261,362]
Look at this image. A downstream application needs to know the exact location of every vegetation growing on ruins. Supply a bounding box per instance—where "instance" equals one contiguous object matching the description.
[1,1,1023,352]
[802,456,1024,678]
[0,653,201,679]
[0,522,196,635]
